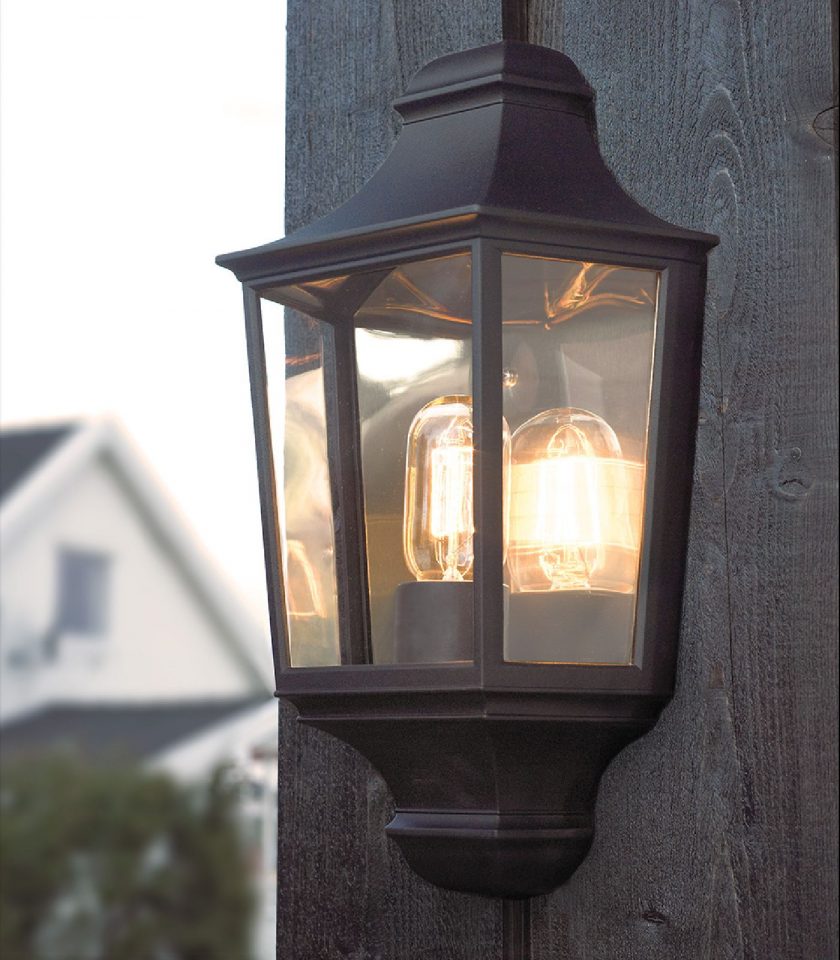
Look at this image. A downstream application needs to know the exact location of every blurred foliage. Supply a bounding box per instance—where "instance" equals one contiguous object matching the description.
[0,753,255,960]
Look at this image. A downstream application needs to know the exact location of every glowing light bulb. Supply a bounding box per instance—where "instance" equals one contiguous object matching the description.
[428,441,474,579]
[508,408,644,594]
[404,397,475,582]
[404,396,511,583]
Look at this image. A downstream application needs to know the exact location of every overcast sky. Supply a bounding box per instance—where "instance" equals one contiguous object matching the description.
[1,0,287,625]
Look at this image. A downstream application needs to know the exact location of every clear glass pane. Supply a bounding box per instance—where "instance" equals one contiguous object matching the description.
[501,254,659,664]
[261,299,341,667]
[261,274,349,314]
[354,253,474,664]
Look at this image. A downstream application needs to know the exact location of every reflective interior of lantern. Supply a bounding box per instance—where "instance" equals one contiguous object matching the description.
[261,297,343,668]
[354,255,475,663]
[259,251,658,669]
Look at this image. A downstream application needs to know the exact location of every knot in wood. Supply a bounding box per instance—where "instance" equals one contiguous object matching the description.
[768,446,812,501]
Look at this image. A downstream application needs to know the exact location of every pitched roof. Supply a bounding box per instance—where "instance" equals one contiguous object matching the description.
[0,423,78,500]
[0,418,272,691]
[0,698,269,764]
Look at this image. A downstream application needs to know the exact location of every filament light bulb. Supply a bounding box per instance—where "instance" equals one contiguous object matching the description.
[404,396,511,583]
[429,440,473,578]
[404,396,475,582]
[508,407,644,594]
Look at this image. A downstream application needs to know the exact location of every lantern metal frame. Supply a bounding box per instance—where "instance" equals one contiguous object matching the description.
[219,40,717,898]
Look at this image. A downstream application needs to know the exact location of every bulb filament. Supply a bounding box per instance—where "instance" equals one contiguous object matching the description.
[429,435,473,581]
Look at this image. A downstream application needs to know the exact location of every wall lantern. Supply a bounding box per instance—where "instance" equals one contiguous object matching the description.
[218,41,717,899]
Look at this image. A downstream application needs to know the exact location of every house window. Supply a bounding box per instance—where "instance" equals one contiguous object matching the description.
[55,548,111,636]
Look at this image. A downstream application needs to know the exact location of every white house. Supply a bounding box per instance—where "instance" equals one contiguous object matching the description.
[0,418,278,958]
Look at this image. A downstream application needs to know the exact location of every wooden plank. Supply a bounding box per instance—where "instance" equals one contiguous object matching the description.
[280,0,838,956]
[285,0,503,232]
[281,3,504,956]
[527,1,839,957]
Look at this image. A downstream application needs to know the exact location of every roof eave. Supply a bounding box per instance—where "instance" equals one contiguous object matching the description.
[217,204,718,284]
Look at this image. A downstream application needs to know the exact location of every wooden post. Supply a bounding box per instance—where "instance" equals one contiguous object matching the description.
[279,1,838,956]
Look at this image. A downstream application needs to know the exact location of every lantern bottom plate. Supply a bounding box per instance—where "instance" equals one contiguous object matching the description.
[386,810,593,898]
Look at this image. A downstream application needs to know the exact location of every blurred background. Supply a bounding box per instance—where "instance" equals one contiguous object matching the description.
[0,1,288,956]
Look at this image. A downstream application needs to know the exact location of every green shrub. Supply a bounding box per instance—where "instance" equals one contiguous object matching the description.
[0,754,255,960]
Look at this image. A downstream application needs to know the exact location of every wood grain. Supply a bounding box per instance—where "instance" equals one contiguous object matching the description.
[279,1,838,957]
[282,8,503,957]
[529,2,839,957]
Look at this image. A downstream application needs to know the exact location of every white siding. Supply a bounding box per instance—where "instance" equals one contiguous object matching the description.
[1,453,262,723]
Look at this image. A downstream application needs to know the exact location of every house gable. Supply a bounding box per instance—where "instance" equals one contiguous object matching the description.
[0,422,270,724]
[0,423,79,500]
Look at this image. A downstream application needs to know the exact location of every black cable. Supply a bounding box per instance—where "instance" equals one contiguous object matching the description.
[502,899,532,960]
[501,0,530,43]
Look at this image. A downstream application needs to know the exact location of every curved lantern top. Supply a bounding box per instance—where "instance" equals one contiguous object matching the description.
[217,41,717,283]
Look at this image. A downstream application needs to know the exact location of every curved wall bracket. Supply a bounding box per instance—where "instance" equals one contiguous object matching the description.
[292,691,663,898]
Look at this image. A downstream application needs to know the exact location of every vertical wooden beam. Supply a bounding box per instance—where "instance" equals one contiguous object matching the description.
[279,1,837,957]
[281,8,505,958]
[529,2,839,957]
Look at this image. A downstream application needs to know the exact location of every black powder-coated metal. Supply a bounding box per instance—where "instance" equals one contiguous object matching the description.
[242,288,289,684]
[219,40,718,899]
[218,44,715,284]
[292,686,661,898]
[502,899,531,960]
[323,312,372,666]
[473,239,506,690]
[393,581,474,662]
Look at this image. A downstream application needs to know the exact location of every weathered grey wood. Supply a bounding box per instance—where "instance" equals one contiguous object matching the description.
[282,7,504,957]
[279,1,838,957]
[285,0,502,233]
[527,2,838,957]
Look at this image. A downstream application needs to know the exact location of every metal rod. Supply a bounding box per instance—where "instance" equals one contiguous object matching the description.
[243,287,289,682]
[472,240,505,677]
[502,899,532,960]
[324,319,372,665]
[501,0,530,43]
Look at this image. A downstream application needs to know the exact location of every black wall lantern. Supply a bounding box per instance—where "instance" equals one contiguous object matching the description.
[218,41,718,899]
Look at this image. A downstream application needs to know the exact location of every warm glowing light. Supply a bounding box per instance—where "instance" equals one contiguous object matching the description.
[404,397,475,581]
[508,408,644,594]
[429,444,473,544]
[404,396,511,582]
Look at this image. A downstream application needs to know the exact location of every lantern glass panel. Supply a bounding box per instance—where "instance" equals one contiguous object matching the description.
[354,253,474,664]
[500,253,659,664]
[261,297,342,667]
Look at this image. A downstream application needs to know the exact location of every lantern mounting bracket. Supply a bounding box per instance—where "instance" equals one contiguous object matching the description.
[287,688,665,898]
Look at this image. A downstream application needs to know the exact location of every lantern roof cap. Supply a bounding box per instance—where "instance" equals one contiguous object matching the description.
[393,40,594,120]
[218,41,717,282]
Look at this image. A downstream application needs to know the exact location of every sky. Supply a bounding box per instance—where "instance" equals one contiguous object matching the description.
[1,0,287,626]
